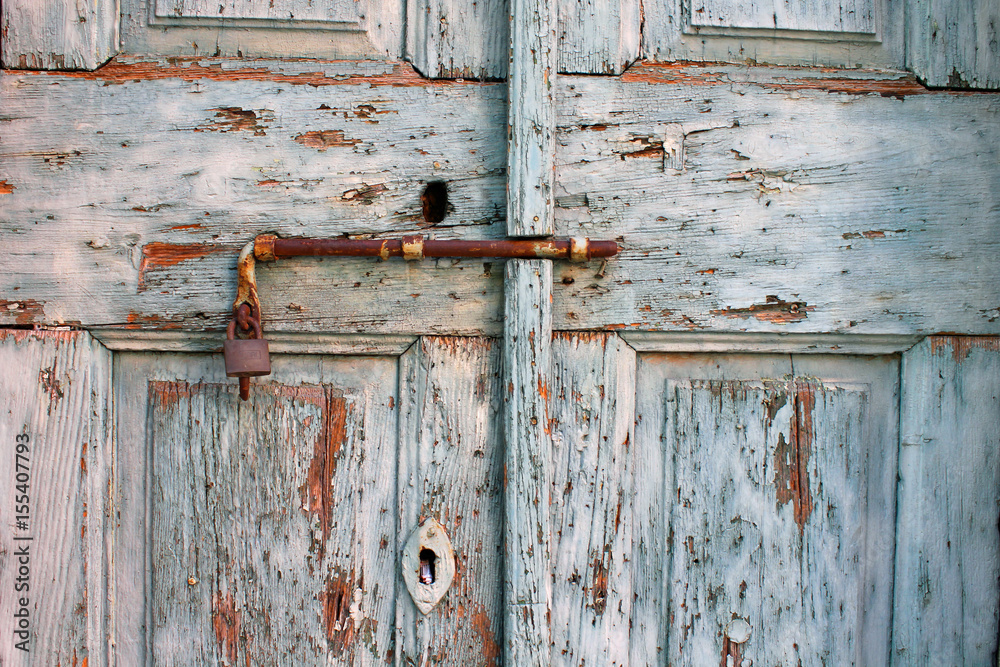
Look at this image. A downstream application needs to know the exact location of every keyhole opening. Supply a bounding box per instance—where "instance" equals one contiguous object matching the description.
[421,181,448,223]
[419,548,437,585]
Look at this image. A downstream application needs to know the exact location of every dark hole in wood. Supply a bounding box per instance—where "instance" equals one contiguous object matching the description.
[419,548,437,584]
[421,181,448,223]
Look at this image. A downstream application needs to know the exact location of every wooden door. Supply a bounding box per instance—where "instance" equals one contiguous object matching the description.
[1,0,999,664]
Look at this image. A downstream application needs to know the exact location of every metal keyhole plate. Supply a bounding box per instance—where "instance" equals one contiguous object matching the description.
[402,518,455,614]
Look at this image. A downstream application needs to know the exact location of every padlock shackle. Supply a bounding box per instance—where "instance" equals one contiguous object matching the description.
[227,316,263,341]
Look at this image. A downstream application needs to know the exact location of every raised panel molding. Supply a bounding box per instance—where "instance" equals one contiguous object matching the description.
[686,0,877,37]
[121,0,404,58]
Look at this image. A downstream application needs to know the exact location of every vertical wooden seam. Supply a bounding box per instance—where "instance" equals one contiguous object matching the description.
[503,259,553,665]
[507,0,556,237]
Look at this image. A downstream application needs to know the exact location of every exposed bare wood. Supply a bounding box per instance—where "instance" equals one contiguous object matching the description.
[893,336,1000,664]
[0,330,111,665]
[549,333,636,664]
[406,0,509,79]
[508,0,556,236]
[395,337,504,665]
[1,0,119,70]
[503,260,553,664]
[907,0,1000,89]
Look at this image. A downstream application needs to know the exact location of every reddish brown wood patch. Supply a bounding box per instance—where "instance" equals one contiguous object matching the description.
[137,242,232,292]
[929,335,1000,363]
[302,388,351,561]
[196,107,271,136]
[0,299,46,325]
[294,130,361,150]
[712,295,812,324]
[211,591,242,664]
[0,180,15,194]
[320,568,359,657]
[774,383,816,532]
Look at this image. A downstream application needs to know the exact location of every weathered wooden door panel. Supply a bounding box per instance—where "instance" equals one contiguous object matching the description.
[631,352,899,665]
[0,330,111,667]
[396,336,504,665]
[125,353,399,664]
[116,340,510,665]
[893,336,1000,665]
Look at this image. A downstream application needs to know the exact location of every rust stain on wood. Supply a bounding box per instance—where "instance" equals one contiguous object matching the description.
[294,130,361,150]
[137,242,231,292]
[929,335,1000,363]
[148,380,197,408]
[775,383,816,532]
[124,312,183,330]
[0,180,15,194]
[712,295,812,324]
[0,299,45,325]
[212,591,242,664]
[302,388,351,561]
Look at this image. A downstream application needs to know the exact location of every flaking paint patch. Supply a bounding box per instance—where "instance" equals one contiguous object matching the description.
[929,335,1000,363]
[197,107,272,136]
[48,56,492,87]
[294,130,361,150]
[712,295,812,324]
[212,591,242,664]
[301,388,351,561]
[39,363,64,413]
[0,299,45,325]
[774,383,816,532]
[0,180,15,193]
[320,568,361,657]
[470,606,501,664]
[136,242,232,292]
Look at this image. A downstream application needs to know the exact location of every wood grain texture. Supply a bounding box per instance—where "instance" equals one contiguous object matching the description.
[630,353,898,665]
[143,356,398,664]
[154,0,360,22]
[642,0,903,68]
[503,260,552,665]
[2,62,999,335]
[552,64,1000,335]
[507,0,556,236]
[0,330,111,665]
[405,0,509,79]
[907,0,1000,89]
[549,332,635,665]
[1,0,119,70]
[688,0,875,33]
[395,337,504,665]
[557,0,640,74]
[122,0,404,59]
[893,336,1000,664]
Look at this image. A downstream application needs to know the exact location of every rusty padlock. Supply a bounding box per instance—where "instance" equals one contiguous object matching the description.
[224,318,271,379]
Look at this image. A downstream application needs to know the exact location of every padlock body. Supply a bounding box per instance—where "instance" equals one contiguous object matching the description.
[224,338,271,377]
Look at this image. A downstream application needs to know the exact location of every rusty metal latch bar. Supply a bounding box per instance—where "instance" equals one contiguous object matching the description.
[226,234,621,400]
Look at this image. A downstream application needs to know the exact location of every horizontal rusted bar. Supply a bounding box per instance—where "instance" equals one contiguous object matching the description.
[254,235,619,263]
